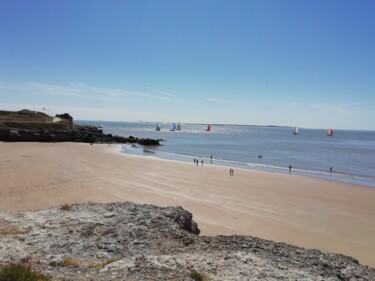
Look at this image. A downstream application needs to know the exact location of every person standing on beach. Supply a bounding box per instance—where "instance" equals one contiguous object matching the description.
[289,165,292,174]
[210,155,213,164]
[330,166,333,173]
[201,160,203,166]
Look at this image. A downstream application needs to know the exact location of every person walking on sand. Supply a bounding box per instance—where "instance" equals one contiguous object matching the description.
[289,165,292,174]
[230,168,234,176]
[201,160,203,166]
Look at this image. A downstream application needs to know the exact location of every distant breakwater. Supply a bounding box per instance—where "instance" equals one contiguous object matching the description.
[0,126,161,145]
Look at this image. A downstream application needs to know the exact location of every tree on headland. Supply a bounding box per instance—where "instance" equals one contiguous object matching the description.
[55,113,73,122]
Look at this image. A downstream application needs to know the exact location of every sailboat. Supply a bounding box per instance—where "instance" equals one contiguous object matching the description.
[327,128,334,136]
[170,123,177,131]
[176,122,181,131]
[155,123,161,131]
[293,127,299,135]
[206,124,211,132]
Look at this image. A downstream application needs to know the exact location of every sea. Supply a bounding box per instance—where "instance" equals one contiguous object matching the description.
[77,121,375,188]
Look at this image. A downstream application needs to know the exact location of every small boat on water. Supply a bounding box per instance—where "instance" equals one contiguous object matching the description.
[155,123,161,131]
[293,127,299,135]
[327,128,334,136]
[176,122,181,131]
[170,123,176,131]
[206,124,211,132]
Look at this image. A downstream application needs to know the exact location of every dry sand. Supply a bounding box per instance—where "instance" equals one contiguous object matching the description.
[0,142,374,267]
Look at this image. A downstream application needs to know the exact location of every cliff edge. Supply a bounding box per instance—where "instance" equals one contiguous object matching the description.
[0,202,373,280]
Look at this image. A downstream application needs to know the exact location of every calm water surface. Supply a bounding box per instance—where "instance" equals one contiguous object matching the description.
[77,121,375,187]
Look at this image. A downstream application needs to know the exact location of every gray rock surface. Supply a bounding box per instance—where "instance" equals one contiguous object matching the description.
[0,202,374,280]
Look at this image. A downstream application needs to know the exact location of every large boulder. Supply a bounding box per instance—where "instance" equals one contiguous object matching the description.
[0,202,373,280]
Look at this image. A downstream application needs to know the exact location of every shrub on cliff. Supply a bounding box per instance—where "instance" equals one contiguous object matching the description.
[55,113,73,122]
[0,263,50,281]
[190,270,205,281]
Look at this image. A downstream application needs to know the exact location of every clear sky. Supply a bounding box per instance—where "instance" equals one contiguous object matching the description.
[1,0,374,130]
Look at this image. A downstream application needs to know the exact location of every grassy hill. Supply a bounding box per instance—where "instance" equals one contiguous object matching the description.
[0,110,52,121]
[0,110,73,130]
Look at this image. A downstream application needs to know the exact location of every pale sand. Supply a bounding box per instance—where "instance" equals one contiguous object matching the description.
[0,142,374,267]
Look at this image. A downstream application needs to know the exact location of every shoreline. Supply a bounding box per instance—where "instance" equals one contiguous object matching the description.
[121,144,375,188]
[1,142,374,267]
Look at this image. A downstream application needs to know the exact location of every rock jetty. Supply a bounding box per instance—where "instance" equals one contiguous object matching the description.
[0,202,374,280]
[0,126,160,145]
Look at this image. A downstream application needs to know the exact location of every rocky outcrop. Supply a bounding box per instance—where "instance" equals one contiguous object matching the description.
[0,202,374,280]
[0,126,161,145]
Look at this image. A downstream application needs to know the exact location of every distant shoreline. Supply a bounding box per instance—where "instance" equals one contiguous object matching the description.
[76,120,375,132]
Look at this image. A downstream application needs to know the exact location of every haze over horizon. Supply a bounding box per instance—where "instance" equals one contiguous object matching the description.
[1,1,374,130]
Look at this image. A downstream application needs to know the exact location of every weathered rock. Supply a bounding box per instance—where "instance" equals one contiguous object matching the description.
[0,202,373,280]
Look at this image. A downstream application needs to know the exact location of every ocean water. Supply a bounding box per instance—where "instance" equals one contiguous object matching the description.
[77,121,375,187]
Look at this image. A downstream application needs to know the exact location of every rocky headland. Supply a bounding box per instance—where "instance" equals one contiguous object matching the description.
[0,126,160,145]
[0,202,373,280]
[0,110,161,145]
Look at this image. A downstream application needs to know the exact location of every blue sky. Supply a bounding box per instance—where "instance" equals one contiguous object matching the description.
[1,0,374,130]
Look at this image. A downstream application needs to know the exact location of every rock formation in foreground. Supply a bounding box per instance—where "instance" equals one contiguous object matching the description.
[0,202,373,280]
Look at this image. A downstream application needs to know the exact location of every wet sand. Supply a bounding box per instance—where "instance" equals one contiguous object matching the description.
[0,142,374,267]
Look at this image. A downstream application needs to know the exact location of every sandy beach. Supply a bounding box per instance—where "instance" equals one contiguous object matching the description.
[0,142,374,267]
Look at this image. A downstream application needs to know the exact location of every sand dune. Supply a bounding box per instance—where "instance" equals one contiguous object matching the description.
[0,142,374,267]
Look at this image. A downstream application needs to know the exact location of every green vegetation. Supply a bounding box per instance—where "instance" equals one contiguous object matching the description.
[1,121,71,130]
[62,258,80,268]
[55,113,73,122]
[89,259,116,270]
[0,110,74,130]
[0,221,28,235]
[48,261,58,267]
[0,226,26,235]
[0,110,51,122]
[48,258,80,268]
[60,204,72,211]
[190,270,205,281]
[0,263,50,281]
